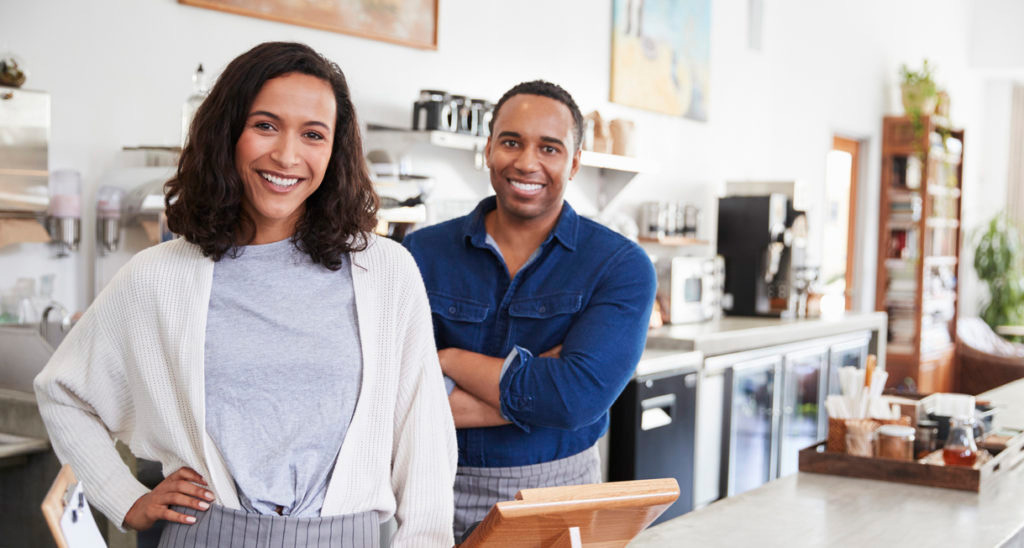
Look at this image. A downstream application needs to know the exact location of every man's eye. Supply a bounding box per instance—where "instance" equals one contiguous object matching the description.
[501,139,519,148]
[542,146,558,154]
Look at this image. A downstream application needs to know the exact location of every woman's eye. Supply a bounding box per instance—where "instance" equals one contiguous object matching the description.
[254,121,274,131]
[304,131,325,141]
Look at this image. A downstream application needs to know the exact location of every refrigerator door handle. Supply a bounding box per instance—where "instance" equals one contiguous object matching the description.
[641,393,676,431]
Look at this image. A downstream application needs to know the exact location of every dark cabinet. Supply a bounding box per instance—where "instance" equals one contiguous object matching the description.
[609,362,698,524]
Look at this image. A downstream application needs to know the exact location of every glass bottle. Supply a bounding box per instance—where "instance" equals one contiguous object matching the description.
[914,419,939,459]
[942,415,978,467]
[181,63,208,146]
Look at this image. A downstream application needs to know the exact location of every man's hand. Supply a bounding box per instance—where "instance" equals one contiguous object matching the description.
[539,344,563,358]
[439,344,564,409]
[450,387,510,428]
[437,347,503,408]
[122,467,214,531]
[436,347,460,377]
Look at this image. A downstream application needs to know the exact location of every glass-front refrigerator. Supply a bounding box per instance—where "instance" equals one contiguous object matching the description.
[827,333,871,395]
[726,355,782,496]
[778,346,828,477]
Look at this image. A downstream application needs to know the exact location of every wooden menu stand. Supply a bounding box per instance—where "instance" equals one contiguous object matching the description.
[40,464,77,548]
[458,478,679,547]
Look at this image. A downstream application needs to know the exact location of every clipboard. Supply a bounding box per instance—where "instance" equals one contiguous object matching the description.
[41,464,108,548]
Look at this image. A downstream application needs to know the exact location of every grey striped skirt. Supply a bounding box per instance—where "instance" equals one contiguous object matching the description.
[158,504,378,548]
[453,444,601,541]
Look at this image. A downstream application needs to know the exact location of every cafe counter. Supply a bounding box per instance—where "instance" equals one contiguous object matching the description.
[629,378,1024,547]
[645,311,888,359]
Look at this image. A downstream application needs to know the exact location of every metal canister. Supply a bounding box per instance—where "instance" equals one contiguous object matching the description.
[640,202,662,239]
[915,419,940,459]
[683,205,700,238]
[662,202,678,237]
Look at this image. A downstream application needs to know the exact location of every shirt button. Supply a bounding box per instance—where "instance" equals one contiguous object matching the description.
[448,306,457,314]
[538,306,547,313]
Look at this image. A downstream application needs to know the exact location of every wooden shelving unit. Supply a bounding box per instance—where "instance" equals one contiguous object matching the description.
[875,115,964,393]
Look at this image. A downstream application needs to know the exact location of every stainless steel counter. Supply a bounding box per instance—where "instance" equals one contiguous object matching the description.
[630,378,1024,548]
[634,348,703,377]
[0,432,48,460]
[645,312,887,358]
[0,388,50,465]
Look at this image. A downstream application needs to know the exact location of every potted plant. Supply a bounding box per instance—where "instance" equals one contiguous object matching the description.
[900,59,938,117]
[973,214,1024,334]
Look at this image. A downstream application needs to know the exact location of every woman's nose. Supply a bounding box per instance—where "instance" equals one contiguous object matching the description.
[270,137,299,167]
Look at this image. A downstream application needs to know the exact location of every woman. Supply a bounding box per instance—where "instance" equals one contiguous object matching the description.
[34,42,456,547]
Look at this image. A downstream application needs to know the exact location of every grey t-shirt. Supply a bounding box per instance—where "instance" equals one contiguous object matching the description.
[204,238,362,517]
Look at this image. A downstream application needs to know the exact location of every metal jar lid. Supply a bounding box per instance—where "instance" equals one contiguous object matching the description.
[877,425,916,439]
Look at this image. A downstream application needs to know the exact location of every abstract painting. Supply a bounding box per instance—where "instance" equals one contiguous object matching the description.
[179,0,438,50]
[611,0,711,121]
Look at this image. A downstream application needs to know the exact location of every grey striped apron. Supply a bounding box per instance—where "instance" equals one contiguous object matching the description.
[453,444,601,541]
[158,504,378,548]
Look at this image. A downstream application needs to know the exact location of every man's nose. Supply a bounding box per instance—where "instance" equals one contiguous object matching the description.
[512,146,540,172]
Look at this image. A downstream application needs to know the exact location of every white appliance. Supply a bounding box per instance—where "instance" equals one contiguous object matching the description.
[657,256,723,324]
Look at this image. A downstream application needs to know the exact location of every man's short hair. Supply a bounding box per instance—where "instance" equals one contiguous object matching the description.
[489,80,584,152]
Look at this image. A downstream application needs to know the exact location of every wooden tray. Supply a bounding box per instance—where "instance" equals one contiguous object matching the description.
[798,432,1024,492]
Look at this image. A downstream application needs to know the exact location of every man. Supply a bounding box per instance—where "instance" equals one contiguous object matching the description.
[403,80,656,539]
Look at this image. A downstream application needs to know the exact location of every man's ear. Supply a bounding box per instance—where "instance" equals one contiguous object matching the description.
[569,147,582,180]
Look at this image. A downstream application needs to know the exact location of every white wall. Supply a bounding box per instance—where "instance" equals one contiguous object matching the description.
[958,80,1012,316]
[0,0,989,314]
[969,0,1024,68]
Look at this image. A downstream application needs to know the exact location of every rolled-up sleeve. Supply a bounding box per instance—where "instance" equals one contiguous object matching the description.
[498,244,656,432]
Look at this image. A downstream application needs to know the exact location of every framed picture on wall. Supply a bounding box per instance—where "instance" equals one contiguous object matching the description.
[610,0,711,121]
[179,0,438,50]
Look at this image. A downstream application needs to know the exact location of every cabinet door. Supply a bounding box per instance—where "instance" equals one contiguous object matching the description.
[827,334,871,395]
[726,355,782,497]
[778,346,828,477]
[694,370,726,508]
[609,367,698,523]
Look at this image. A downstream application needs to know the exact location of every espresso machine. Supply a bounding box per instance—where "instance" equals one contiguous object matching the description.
[716,194,807,317]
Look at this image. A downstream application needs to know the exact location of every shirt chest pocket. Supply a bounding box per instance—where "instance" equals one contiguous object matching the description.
[429,292,490,350]
[508,292,583,345]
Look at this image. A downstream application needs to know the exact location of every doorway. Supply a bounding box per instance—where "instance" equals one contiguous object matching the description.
[820,136,861,313]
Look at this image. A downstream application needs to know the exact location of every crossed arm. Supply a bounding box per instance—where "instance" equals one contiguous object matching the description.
[441,345,562,428]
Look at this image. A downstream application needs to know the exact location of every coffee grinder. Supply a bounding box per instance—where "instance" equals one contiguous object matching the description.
[716,194,807,317]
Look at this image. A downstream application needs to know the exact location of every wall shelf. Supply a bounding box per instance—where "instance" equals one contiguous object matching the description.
[364,124,657,213]
[365,124,655,173]
[923,255,958,266]
[638,236,710,247]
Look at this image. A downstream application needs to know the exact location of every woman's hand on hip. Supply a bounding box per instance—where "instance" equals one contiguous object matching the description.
[123,467,215,531]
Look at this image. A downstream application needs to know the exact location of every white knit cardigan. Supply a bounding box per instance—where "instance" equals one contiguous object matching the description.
[34,236,457,547]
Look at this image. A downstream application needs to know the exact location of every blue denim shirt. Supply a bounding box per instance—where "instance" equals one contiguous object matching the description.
[403,197,656,467]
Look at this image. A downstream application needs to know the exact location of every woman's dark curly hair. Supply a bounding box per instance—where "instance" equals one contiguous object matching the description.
[165,41,378,270]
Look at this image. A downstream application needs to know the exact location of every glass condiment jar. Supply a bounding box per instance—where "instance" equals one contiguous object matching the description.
[875,425,915,460]
[914,419,939,459]
[942,415,978,467]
